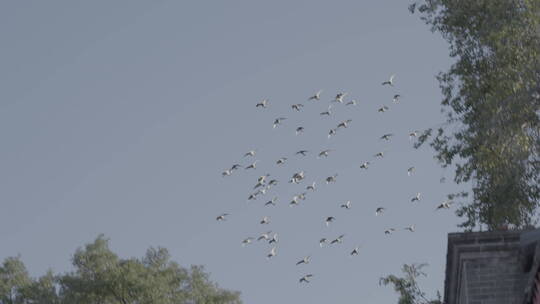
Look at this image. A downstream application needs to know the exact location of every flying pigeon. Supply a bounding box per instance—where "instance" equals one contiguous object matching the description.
[375,207,385,216]
[265,197,278,207]
[245,160,259,170]
[340,201,351,209]
[296,127,304,135]
[392,94,401,103]
[407,166,415,176]
[244,150,256,157]
[382,74,396,86]
[380,133,394,141]
[306,182,316,191]
[276,157,287,165]
[242,237,254,246]
[330,234,345,244]
[257,231,273,241]
[296,150,309,156]
[318,149,332,158]
[411,192,421,202]
[360,162,370,169]
[273,117,287,128]
[268,233,278,244]
[337,119,352,129]
[325,216,336,227]
[296,256,311,266]
[260,216,270,225]
[436,200,454,210]
[308,90,322,101]
[333,92,347,103]
[328,128,338,138]
[404,225,415,232]
[320,105,332,116]
[325,174,338,184]
[216,213,229,221]
[409,130,419,140]
[346,100,357,106]
[384,228,396,235]
[319,238,328,247]
[256,99,268,108]
[292,104,304,111]
[378,106,389,113]
[267,247,277,259]
[350,246,360,256]
[299,274,314,283]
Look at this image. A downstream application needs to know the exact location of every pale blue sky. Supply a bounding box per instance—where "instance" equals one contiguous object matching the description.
[0,1,466,303]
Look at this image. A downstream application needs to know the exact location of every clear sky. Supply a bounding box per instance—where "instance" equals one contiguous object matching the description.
[0,1,467,303]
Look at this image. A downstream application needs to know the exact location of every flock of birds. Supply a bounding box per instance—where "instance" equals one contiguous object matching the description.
[217,74,454,284]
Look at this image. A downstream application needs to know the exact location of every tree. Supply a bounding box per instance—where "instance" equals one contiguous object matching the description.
[380,264,442,304]
[409,0,540,230]
[0,235,242,304]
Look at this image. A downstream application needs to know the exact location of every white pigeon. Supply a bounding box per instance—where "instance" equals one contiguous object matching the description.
[276,157,287,165]
[325,216,336,227]
[245,160,259,170]
[247,193,257,201]
[350,246,360,256]
[337,119,352,129]
[411,192,421,202]
[257,231,273,241]
[308,90,322,101]
[346,100,357,106]
[404,225,416,232]
[380,133,394,141]
[407,166,415,176]
[384,228,396,235]
[267,247,277,259]
[230,164,242,170]
[328,128,338,138]
[393,94,401,103]
[222,169,232,177]
[382,74,396,86]
[265,197,278,207]
[374,151,384,158]
[273,117,287,128]
[260,216,270,225]
[291,104,304,111]
[360,162,370,169]
[375,207,385,216]
[436,200,454,210]
[378,105,389,113]
[216,213,229,221]
[296,256,311,265]
[268,233,278,244]
[296,126,304,135]
[296,150,309,156]
[333,92,347,103]
[299,274,314,283]
[242,237,254,246]
[409,130,419,140]
[256,99,268,108]
[319,238,328,247]
[244,150,256,157]
[340,200,351,209]
[289,196,300,207]
[320,105,332,116]
[318,149,332,158]
[330,234,345,244]
[306,182,316,191]
[325,174,338,184]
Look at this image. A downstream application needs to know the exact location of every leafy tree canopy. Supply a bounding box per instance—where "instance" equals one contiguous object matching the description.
[0,235,241,304]
[410,0,540,230]
[380,264,442,304]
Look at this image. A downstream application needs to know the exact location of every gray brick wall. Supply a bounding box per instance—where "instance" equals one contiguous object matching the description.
[444,230,530,304]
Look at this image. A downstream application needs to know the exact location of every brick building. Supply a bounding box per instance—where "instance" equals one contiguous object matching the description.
[443,228,540,303]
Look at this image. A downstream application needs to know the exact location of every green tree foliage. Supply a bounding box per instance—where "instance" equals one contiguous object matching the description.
[409,0,540,230]
[380,264,442,304]
[0,235,241,304]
